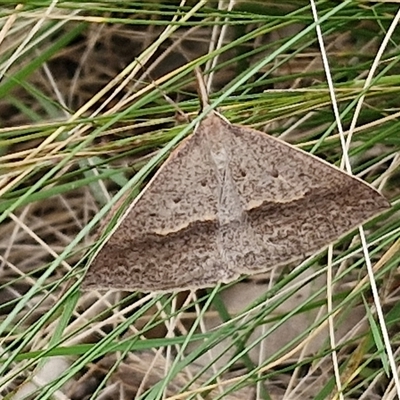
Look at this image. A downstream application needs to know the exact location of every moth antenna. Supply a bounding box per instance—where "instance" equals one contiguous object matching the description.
[134,57,189,122]
[194,67,210,110]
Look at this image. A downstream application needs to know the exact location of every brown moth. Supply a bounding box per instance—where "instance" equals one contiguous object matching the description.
[82,79,390,292]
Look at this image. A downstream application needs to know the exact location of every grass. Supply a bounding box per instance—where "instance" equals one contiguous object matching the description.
[0,1,399,399]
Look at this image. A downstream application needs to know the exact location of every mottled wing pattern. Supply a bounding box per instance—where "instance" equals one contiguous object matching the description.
[84,117,234,291]
[83,113,390,292]
[213,119,390,273]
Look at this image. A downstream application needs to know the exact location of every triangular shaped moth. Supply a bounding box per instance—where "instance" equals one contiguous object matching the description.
[83,91,390,293]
